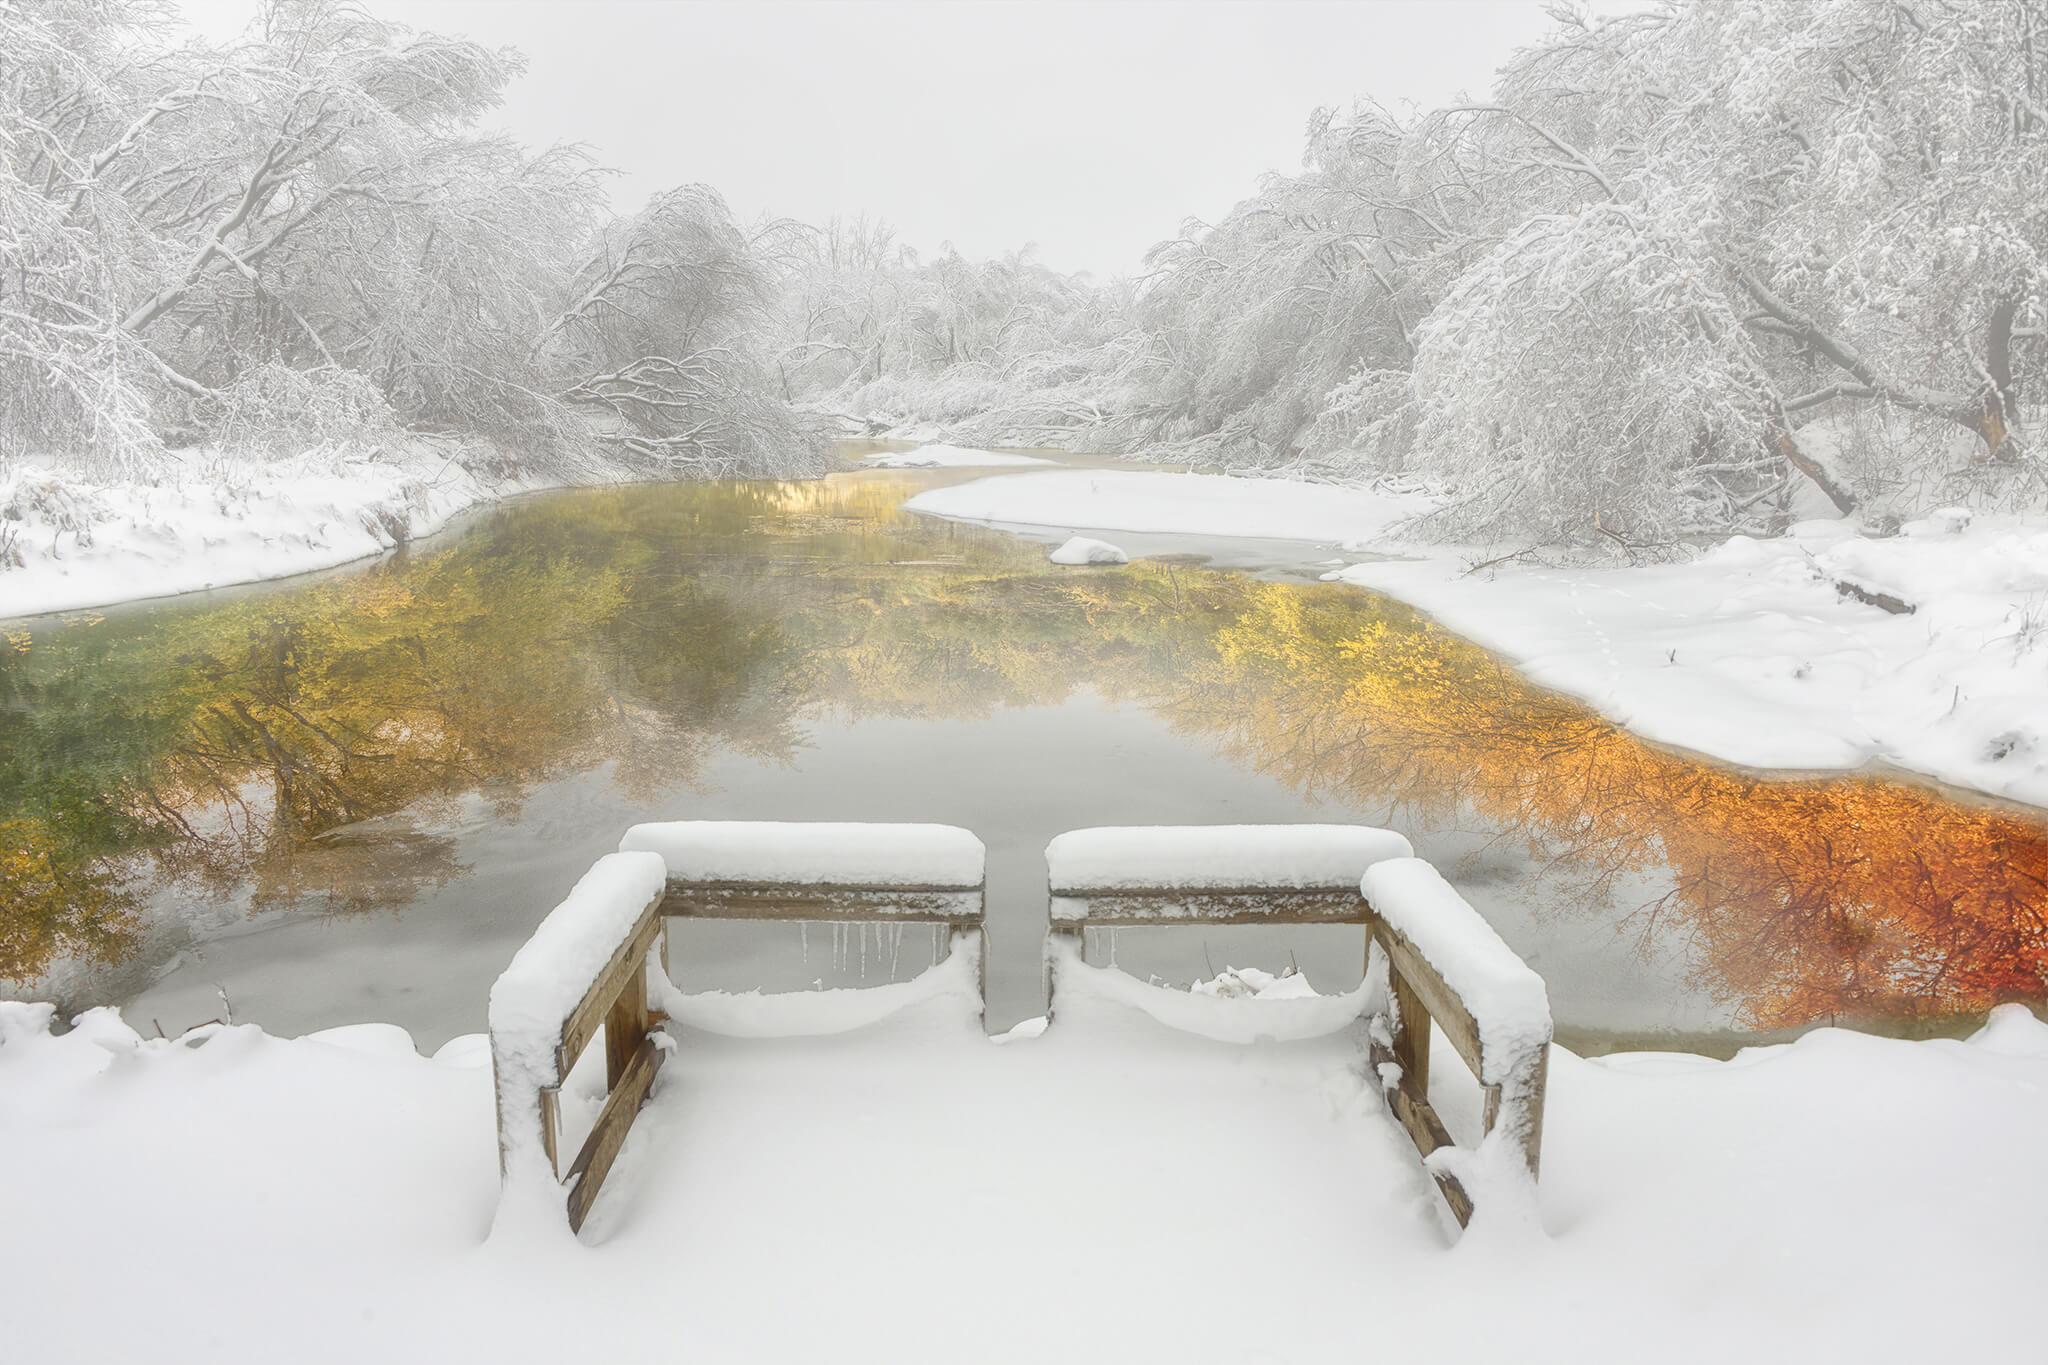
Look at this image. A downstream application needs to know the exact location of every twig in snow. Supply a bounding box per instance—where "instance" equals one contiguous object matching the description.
[1463,545,1538,576]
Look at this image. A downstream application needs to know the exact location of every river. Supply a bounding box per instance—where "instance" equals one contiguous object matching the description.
[4,449,2043,1051]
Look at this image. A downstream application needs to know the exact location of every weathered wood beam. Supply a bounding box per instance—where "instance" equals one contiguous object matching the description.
[1368,917,1486,1085]
[557,900,664,1080]
[1369,1037,1473,1227]
[565,1036,664,1233]
[660,883,983,923]
[1050,888,1370,931]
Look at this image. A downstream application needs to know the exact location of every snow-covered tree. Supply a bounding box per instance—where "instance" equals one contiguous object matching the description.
[0,0,823,483]
[548,185,829,476]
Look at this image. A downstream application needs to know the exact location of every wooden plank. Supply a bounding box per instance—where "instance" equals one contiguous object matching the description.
[1046,888,1370,927]
[1389,969,1431,1098]
[669,878,984,894]
[1481,1049,1548,1178]
[564,1036,664,1233]
[973,890,989,1023]
[558,902,662,1079]
[661,884,983,923]
[1521,1048,1548,1178]
[1048,882,1370,899]
[1369,917,1486,1084]
[537,1087,561,1179]
[604,959,648,1090]
[1370,1038,1473,1227]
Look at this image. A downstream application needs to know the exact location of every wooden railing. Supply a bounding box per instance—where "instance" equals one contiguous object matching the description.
[656,882,986,1019]
[491,824,989,1236]
[625,820,989,1023]
[492,825,1541,1237]
[1045,827,1551,1229]
[489,854,671,1235]
[1363,906,1549,1226]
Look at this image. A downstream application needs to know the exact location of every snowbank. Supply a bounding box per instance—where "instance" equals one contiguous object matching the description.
[4,990,2046,1363]
[1057,951,1366,1043]
[0,441,572,620]
[1190,965,1320,1000]
[1047,823,1412,892]
[652,935,981,1038]
[904,468,1430,543]
[1332,511,2048,804]
[859,443,1054,469]
[1048,534,1128,565]
[1363,857,1552,1083]
[619,820,985,887]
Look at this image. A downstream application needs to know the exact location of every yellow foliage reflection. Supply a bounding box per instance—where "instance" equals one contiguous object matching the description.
[2,470,2043,1031]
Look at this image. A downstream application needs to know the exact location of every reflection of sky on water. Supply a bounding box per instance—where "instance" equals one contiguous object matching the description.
[106,697,1704,1050]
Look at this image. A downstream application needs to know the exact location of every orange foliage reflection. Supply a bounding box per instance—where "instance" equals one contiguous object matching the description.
[1166,578,2048,1028]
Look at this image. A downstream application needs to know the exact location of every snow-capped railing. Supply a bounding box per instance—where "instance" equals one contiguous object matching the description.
[489,852,671,1235]
[621,820,989,1019]
[1044,824,1413,997]
[1046,824,1415,940]
[490,823,991,1237]
[1361,858,1551,1227]
[1044,826,1550,1228]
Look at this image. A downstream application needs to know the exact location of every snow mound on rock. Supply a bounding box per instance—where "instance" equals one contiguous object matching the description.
[1189,966,1320,1000]
[1049,535,1129,566]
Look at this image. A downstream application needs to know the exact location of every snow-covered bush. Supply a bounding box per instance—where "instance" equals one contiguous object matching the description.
[209,364,402,461]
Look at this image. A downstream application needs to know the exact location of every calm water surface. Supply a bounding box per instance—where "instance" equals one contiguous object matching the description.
[4,454,2044,1050]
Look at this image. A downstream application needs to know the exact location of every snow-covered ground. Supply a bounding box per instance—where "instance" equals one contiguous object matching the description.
[0,442,584,621]
[907,467,2048,808]
[1333,512,2048,807]
[4,958,2044,1364]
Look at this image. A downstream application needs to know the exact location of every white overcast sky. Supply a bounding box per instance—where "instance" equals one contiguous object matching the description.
[170,0,1564,279]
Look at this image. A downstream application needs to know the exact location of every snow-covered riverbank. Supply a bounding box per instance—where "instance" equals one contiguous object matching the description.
[0,442,1056,623]
[0,442,615,621]
[908,468,2048,808]
[3,963,2043,1364]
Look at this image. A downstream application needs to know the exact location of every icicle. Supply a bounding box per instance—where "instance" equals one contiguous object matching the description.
[888,922,903,980]
[859,922,869,981]
[1110,927,1119,968]
[800,920,810,967]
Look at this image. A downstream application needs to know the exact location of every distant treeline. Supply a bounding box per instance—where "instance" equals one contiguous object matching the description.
[9,0,2045,548]
[767,0,2048,548]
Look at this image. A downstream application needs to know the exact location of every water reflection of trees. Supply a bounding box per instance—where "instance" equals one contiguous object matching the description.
[2,474,2044,1029]
[1163,580,2048,1028]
